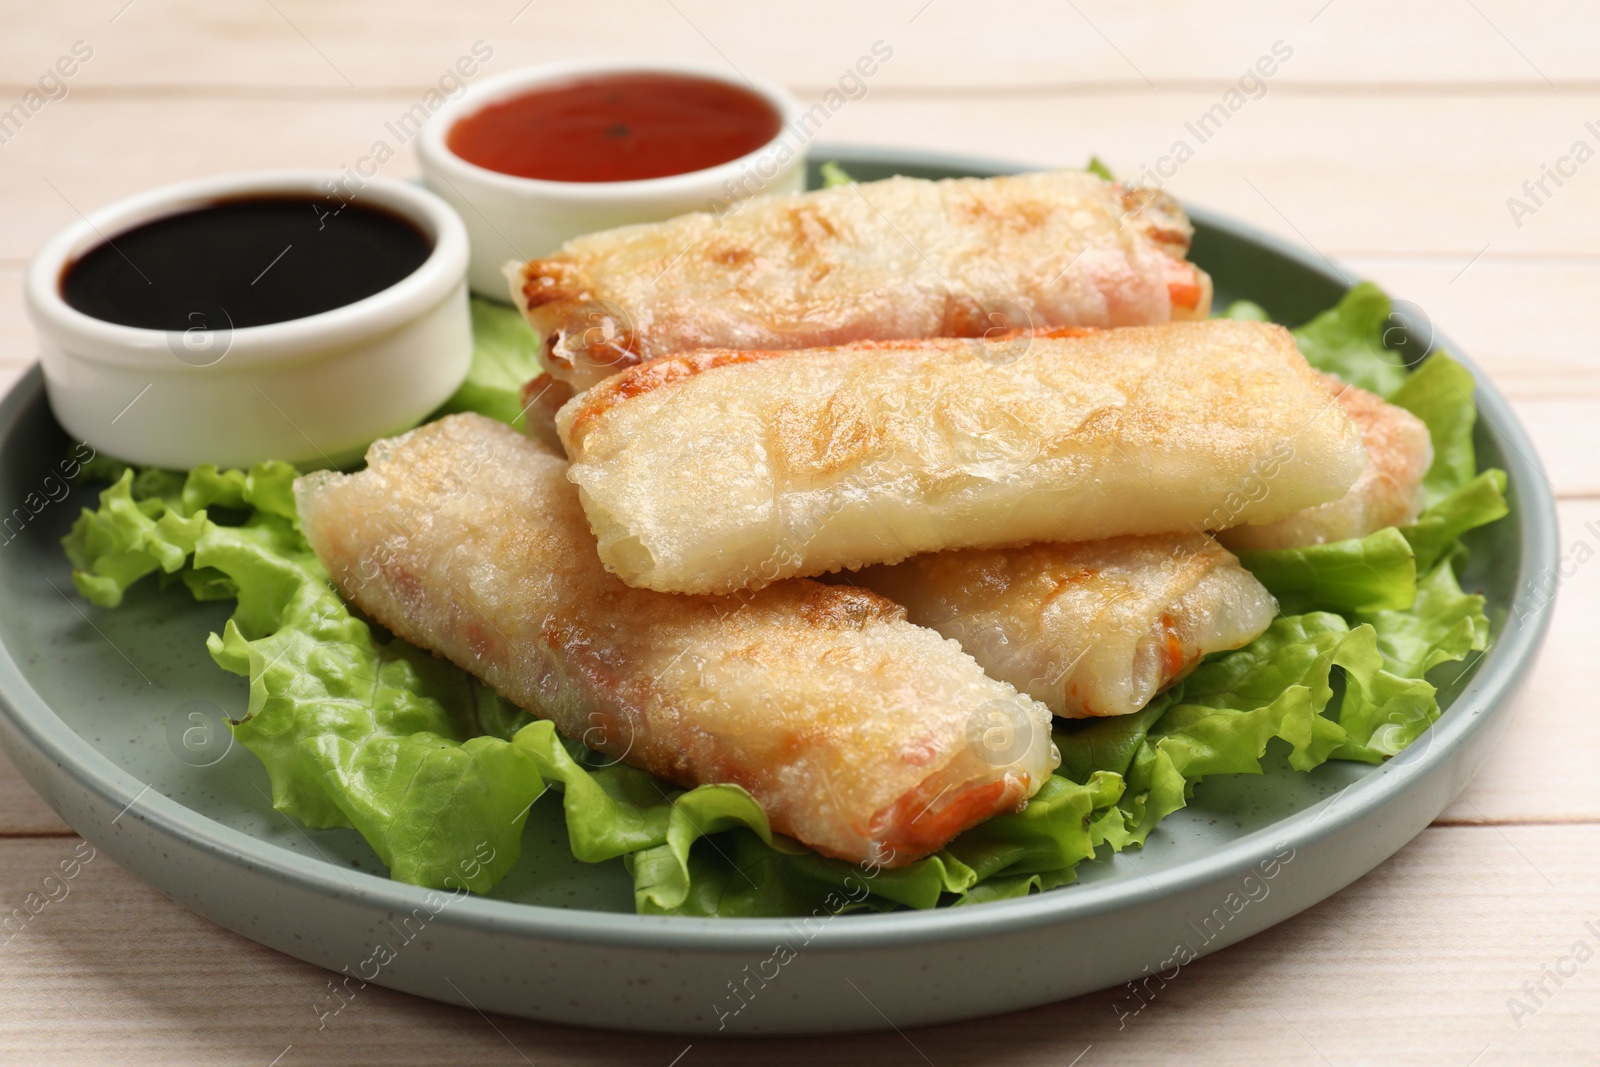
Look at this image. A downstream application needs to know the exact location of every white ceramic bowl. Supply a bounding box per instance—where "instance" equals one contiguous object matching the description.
[26,171,472,471]
[418,60,807,298]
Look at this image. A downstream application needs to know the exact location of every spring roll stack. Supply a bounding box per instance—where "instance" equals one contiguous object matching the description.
[291,169,1437,864]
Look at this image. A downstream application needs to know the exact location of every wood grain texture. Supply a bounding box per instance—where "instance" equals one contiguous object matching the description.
[1343,257,1600,399]
[5,91,1600,263]
[0,827,1595,1066]
[0,749,69,836]
[1437,500,1600,823]
[0,1,1593,1059]
[3,0,1596,91]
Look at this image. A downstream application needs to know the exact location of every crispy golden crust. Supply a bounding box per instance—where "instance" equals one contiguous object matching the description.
[855,533,1277,718]
[558,321,1368,595]
[1218,373,1433,551]
[293,414,1054,866]
[508,170,1213,397]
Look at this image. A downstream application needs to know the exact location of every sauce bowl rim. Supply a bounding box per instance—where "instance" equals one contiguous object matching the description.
[418,59,806,203]
[25,170,470,371]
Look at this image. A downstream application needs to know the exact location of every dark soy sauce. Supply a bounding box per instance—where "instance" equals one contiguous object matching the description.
[61,196,433,331]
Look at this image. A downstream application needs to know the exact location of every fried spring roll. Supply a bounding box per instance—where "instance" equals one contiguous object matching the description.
[855,534,1278,719]
[1217,373,1432,551]
[558,321,1367,595]
[509,170,1213,400]
[294,414,1055,867]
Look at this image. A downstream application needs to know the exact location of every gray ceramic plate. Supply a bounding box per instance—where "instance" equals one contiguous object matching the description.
[0,147,1556,1035]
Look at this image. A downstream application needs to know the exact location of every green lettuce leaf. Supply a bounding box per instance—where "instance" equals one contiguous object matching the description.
[1233,466,1507,616]
[1236,526,1417,614]
[1357,556,1490,683]
[194,508,543,890]
[944,771,1124,885]
[432,298,542,431]
[1054,695,1175,785]
[1401,469,1509,575]
[1109,608,1460,841]
[630,770,1127,916]
[1220,299,1272,322]
[1388,351,1479,505]
[62,461,299,608]
[1292,280,1413,397]
[818,161,856,188]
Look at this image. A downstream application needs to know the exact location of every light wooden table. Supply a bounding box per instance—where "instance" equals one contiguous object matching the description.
[3,2,1598,1062]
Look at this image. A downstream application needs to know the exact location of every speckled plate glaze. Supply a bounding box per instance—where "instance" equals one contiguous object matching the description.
[0,147,1557,1035]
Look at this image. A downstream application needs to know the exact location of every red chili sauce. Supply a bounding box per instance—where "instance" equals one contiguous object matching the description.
[446,72,782,183]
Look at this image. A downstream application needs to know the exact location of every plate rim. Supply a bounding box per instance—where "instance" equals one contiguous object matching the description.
[0,145,1560,956]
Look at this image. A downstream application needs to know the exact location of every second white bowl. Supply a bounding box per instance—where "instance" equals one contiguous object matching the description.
[418,60,807,299]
